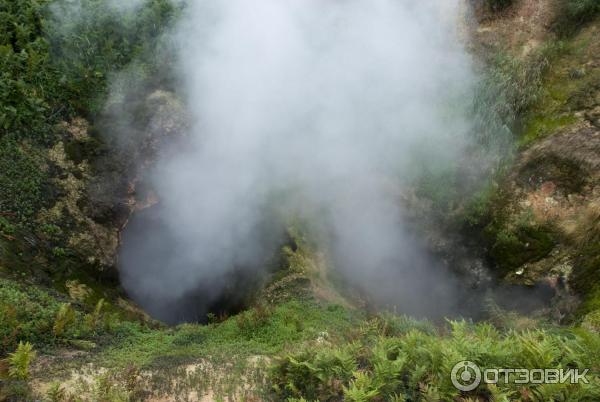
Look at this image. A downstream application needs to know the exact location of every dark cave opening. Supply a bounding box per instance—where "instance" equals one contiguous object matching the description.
[118,202,557,326]
[118,204,286,325]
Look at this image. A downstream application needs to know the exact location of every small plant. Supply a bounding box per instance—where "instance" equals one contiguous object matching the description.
[206,312,218,324]
[236,303,273,335]
[8,341,36,380]
[51,247,67,258]
[46,382,66,402]
[65,280,92,303]
[93,371,130,402]
[53,303,75,338]
[85,298,106,333]
[343,371,380,401]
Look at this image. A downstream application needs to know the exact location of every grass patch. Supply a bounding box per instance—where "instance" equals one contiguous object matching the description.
[519,24,600,145]
[520,113,578,146]
[0,277,142,357]
[96,301,361,370]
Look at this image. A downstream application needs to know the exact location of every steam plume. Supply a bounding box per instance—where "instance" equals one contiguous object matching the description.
[119,0,484,322]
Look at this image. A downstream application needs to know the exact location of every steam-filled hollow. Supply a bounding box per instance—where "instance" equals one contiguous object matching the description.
[119,204,287,324]
[115,0,556,325]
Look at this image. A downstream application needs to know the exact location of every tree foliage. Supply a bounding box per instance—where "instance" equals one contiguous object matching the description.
[0,0,179,233]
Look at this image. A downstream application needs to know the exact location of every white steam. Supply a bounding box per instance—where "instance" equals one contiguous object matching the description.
[120,0,482,321]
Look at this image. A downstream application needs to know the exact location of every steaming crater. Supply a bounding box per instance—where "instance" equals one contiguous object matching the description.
[119,202,555,324]
[119,204,284,324]
[115,0,555,324]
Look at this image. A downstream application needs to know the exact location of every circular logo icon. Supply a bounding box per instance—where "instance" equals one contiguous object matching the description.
[451,360,481,391]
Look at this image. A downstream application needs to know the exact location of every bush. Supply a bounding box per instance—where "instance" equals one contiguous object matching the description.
[236,303,273,336]
[45,0,181,116]
[53,303,75,338]
[553,0,600,37]
[0,0,181,235]
[0,278,122,355]
[488,224,555,273]
[0,0,180,140]
[8,341,36,380]
[0,135,48,227]
[0,0,58,140]
[46,383,66,402]
[0,278,66,354]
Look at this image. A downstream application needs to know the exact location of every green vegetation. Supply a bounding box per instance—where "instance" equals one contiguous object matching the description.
[520,114,578,145]
[271,315,600,401]
[0,277,72,354]
[0,341,37,400]
[519,34,600,146]
[463,16,600,282]
[478,51,548,132]
[0,135,48,228]
[46,0,181,116]
[0,0,599,400]
[0,0,57,139]
[571,232,600,316]
[553,0,600,37]
[0,277,129,356]
[0,0,180,251]
[485,0,514,12]
[8,341,36,380]
[0,3,186,357]
[97,301,358,369]
[0,0,179,141]
[5,294,596,401]
[488,223,555,274]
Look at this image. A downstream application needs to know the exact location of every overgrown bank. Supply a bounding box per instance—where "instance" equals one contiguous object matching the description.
[1,0,600,401]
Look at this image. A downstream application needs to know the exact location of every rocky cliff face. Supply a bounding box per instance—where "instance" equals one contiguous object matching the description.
[2,89,190,298]
[465,0,600,321]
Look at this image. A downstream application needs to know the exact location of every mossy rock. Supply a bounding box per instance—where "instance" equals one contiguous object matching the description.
[488,224,556,274]
[518,153,588,194]
[571,243,600,297]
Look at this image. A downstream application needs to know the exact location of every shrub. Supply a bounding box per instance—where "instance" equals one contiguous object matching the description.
[0,135,48,227]
[46,382,66,402]
[65,279,92,303]
[0,0,57,139]
[270,342,360,400]
[0,278,64,354]
[0,0,181,234]
[53,303,75,338]
[488,223,555,273]
[45,0,182,116]
[8,341,36,380]
[0,278,122,354]
[85,298,106,333]
[553,0,600,37]
[236,303,273,336]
